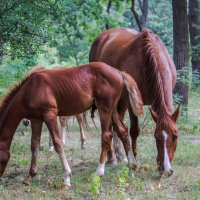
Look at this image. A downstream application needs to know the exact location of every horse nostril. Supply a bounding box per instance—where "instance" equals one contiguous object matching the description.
[169,169,173,176]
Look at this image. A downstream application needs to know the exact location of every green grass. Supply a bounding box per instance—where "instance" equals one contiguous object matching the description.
[0,92,199,200]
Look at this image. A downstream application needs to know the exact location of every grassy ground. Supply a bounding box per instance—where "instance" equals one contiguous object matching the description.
[0,92,199,200]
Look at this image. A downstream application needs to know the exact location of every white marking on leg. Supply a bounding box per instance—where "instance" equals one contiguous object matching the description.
[162,131,171,172]
[64,171,71,186]
[62,155,71,186]
[61,126,66,146]
[96,163,105,176]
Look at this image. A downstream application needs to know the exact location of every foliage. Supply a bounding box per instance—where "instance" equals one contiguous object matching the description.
[90,173,101,196]
[0,58,36,97]
[0,0,57,58]
[198,178,200,187]
[147,0,173,54]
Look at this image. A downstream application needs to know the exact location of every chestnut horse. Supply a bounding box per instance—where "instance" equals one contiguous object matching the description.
[89,28,180,176]
[0,62,143,188]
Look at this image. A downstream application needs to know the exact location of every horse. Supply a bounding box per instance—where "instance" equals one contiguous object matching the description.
[0,62,143,188]
[23,114,87,151]
[89,28,180,176]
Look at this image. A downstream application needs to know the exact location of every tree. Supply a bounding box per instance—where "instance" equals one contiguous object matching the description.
[53,1,103,65]
[172,0,189,111]
[189,0,200,76]
[131,0,149,30]
[0,0,58,59]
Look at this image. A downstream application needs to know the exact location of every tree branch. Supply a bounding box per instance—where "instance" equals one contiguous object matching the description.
[131,0,142,31]
[105,0,112,30]
[138,0,143,12]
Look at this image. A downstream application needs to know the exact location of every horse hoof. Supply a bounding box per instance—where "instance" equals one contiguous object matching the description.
[135,161,141,169]
[96,164,105,177]
[23,175,32,185]
[123,157,128,164]
[64,184,71,190]
[81,143,86,149]
[96,171,104,177]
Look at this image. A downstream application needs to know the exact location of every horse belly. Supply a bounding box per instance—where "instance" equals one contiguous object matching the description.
[57,93,93,116]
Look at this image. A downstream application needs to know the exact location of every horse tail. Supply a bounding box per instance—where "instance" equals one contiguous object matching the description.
[120,71,144,117]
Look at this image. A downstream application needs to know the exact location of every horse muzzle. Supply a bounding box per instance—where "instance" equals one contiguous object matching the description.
[164,169,173,177]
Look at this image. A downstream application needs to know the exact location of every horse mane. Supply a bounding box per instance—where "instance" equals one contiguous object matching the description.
[138,29,172,125]
[0,66,45,125]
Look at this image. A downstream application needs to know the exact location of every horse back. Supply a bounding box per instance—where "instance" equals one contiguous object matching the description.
[21,63,124,117]
[89,28,138,67]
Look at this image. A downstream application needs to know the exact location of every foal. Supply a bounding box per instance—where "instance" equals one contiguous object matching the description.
[0,62,143,188]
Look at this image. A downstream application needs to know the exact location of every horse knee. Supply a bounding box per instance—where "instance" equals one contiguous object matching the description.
[102,132,113,149]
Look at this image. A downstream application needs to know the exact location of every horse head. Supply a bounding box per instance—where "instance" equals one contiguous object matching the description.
[150,105,180,176]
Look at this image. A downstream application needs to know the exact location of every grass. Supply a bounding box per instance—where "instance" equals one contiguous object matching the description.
[0,92,199,200]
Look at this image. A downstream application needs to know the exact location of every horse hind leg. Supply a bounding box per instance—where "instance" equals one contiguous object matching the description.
[44,111,71,189]
[48,133,54,152]
[76,115,86,149]
[24,119,43,185]
[112,110,138,168]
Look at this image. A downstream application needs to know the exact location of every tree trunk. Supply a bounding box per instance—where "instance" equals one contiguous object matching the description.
[172,0,189,111]
[139,0,148,28]
[131,0,148,31]
[189,0,200,75]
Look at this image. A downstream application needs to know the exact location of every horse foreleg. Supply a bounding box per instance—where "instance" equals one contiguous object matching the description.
[112,110,137,169]
[96,130,114,176]
[96,111,114,176]
[24,119,43,185]
[76,115,86,149]
[44,112,71,189]
[128,107,140,168]
[29,119,43,177]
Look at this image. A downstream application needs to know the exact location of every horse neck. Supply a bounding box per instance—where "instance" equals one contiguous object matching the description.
[0,100,23,151]
[139,30,175,115]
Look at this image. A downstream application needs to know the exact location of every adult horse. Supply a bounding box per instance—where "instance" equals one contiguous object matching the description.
[0,62,143,188]
[89,28,180,176]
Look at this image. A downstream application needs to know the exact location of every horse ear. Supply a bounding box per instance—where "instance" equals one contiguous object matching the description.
[149,108,158,123]
[171,105,180,123]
